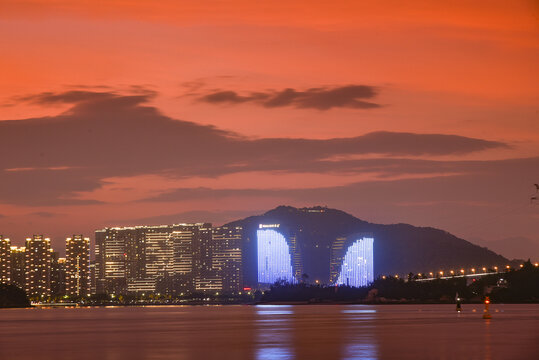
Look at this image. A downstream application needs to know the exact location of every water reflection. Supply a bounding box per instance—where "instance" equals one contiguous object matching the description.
[1,305,536,360]
[341,309,377,314]
[255,306,294,360]
[342,306,379,360]
[252,305,380,360]
[342,341,378,360]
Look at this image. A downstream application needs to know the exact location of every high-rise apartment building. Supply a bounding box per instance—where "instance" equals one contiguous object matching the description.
[95,223,241,295]
[65,235,90,297]
[25,235,52,299]
[192,224,215,292]
[144,227,174,282]
[212,226,243,293]
[0,236,11,283]
[10,246,26,289]
[89,262,97,295]
[50,252,66,297]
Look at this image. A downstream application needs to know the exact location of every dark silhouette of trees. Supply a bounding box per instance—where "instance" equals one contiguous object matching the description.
[0,284,31,308]
[260,264,539,303]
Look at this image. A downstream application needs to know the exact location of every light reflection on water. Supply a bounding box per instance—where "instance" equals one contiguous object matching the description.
[342,341,378,360]
[0,304,537,360]
[255,305,294,360]
[341,309,377,314]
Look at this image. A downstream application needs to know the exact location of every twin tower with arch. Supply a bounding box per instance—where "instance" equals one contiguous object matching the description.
[255,224,374,288]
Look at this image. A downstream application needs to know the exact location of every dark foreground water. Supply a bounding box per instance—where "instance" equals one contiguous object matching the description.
[0,304,537,360]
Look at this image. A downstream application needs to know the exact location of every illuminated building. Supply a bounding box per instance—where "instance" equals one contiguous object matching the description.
[144,227,174,280]
[10,246,26,289]
[50,253,66,297]
[257,225,297,285]
[212,226,243,293]
[96,227,147,294]
[89,262,96,295]
[329,237,346,284]
[95,227,129,294]
[333,235,374,287]
[66,235,90,297]
[95,223,222,294]
[167,225,207,293]
[0,236,10,283]
[192,224,213,290]
[25,235,52,298]
[194,277,222,292]
[170,229,194,275]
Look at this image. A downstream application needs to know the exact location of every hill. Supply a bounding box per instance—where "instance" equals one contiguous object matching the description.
[225,205,511,286]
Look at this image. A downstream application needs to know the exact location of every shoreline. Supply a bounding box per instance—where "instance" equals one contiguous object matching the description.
[3,300,539,309]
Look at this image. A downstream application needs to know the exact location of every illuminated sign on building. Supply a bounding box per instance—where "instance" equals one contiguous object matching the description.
[259,224,280,229]
[257,228,294,284]
[336,237,374,287]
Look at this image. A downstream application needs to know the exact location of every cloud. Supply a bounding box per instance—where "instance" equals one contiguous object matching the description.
[15,90,115,105]
[30,211,62,218]
[198,85,381,110]
[0,89,508,206]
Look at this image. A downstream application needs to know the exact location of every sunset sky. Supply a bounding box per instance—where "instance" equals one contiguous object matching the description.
[1,0,538,255]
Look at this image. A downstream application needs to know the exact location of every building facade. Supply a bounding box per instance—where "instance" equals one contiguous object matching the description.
[211,226,243,293]
[0,236,10,283]
[65,235,90,297]
[331,234,374,287]
[50,252,66,297]
[95,223,243,295]
[25,235,52,299]
[10,246,26,289]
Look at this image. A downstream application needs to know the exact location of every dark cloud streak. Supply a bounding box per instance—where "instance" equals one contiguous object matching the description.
[198,85,381,110]
[0,90,508,206]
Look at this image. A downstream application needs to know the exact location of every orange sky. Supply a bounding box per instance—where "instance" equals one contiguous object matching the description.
[0,0,538,252]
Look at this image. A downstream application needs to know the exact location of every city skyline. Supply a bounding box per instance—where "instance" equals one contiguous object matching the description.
[0,2,537,359]
[0,1,538,263]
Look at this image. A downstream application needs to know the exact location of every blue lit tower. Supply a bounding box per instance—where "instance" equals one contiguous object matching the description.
[256,224,302,285]
[331,234,374,287]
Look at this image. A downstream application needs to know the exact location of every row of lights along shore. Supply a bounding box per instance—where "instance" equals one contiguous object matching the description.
[381,262,538,280]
